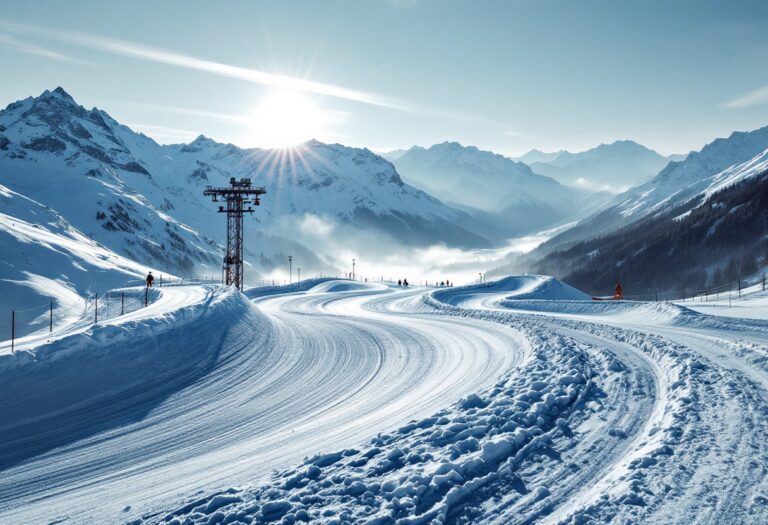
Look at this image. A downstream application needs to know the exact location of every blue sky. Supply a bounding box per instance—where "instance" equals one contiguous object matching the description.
[1,0,767,155]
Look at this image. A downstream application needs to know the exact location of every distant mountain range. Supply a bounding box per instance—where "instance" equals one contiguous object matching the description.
[513,149,564,165]
[516,140,684,193]
[533,125,768,257]
[4,87,765,300]
[512,128,768,294]
[387,142,605,236]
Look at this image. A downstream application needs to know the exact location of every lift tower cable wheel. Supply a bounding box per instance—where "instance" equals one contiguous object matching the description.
[203,177,266,291]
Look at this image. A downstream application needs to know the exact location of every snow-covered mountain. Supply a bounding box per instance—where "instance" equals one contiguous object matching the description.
[0,88,490,282]
[534,125,768,255]
[390,141,591,233]
[529,155,768,295]
[0,88,222,275]
[147,137,489,249]
[526,140,675,192]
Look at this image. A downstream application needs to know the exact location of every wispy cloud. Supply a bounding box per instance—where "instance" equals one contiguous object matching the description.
[723,86,768,108]
[1,19,507,128]
[125,122,201,142]
[0,19,405,110]
[127,103,250,123]
[0,33,84,64]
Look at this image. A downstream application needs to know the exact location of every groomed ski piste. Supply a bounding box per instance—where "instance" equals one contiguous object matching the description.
[1,276,767,524]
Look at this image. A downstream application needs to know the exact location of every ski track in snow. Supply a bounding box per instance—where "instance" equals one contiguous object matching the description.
[427,277,768,524]
[1,277,768,524]
[0,282,520,524]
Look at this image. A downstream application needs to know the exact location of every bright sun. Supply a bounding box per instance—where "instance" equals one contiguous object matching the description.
[248,90,331,149]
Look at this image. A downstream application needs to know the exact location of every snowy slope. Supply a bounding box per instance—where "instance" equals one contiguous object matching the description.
[0,182,153,316]
[611,127,768,221]
[701,146,768,200]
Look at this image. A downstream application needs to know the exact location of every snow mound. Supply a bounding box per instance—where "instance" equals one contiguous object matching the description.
[308,280,385,294]
[244,278,338,299]
[433,275,589,308]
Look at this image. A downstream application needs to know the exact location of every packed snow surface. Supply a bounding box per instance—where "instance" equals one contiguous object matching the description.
[2,276,768,524]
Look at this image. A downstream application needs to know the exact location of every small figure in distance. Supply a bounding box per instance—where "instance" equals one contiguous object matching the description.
[146,271,155,288]
[614,282,623,300]
[398,279,402,286]
[440,281,445,287]
[403,278,409,288]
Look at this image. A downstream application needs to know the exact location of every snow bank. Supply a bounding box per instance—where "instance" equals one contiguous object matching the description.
[0,285,262,471]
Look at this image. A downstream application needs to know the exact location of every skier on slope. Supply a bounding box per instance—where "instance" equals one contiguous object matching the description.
[614,282,623,300]
[146,272,155,288]
[403,278,409,288]
[398,279,402,286]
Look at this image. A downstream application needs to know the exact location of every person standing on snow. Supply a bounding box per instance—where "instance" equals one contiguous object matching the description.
[614,282,623,300]
[146,272,155,288]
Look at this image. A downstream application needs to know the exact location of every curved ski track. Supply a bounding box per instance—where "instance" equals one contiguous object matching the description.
[2,281,768,524]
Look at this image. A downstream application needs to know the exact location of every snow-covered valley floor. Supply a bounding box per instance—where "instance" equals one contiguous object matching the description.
[1,276,767,524]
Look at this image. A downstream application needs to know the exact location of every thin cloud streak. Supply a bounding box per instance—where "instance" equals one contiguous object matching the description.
[128,103,250,123]
[125,122,201,141]
[0,19,406,110]
[723,86,768,108]
[1,19,517,132]
[0,33,84,64]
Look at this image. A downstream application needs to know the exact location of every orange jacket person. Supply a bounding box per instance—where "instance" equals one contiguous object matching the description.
[614,282,623,300]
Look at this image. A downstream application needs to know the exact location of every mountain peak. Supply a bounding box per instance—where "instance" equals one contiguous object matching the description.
[38,86,78,106]
[52,86,75,100]
[300,138,324,148]
[191,134,215,144]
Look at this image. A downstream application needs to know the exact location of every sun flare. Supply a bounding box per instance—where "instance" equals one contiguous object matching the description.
[247,89,331,149]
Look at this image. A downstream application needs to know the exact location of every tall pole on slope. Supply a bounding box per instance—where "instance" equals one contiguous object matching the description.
[288,255,293,284]
[352,258,356,281]
[203,178,266,291]
[298,267,301,282]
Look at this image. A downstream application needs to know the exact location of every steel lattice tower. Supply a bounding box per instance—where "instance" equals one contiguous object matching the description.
[203,177,266,291]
